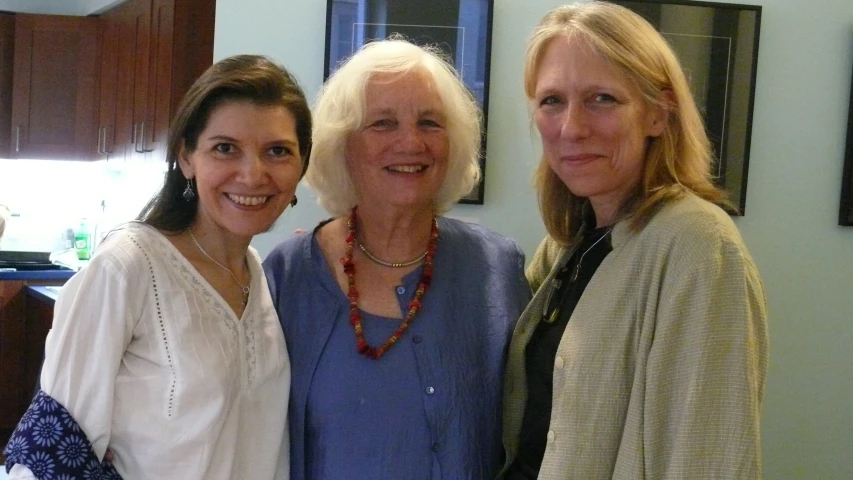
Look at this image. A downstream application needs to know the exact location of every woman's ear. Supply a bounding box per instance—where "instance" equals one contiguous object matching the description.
[176,142,194,179]
[646,88,673,138]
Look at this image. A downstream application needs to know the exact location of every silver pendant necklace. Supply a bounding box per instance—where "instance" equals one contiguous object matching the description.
[189,229,250,307]
[569,227,613,283]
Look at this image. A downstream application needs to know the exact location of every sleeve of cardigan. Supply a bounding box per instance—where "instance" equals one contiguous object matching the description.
[643,218,768,479]
[525,236,563,295]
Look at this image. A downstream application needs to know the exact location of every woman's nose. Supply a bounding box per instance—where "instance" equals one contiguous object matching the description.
[238,153,266,184]
[560,103,591,140]
[394,124,427,153]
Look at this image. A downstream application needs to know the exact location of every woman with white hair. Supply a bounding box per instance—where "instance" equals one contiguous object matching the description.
[264,38,530,479]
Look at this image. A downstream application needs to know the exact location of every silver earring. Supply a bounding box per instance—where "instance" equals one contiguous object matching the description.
[183,178,195,201]
[290,195,298,207]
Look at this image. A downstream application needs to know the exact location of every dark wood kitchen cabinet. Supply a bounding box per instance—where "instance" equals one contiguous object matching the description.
[97,0,215,163]
[9,14,99,160]
[0,13,14,158]
[0,277,67,448]
[94,14,120,159]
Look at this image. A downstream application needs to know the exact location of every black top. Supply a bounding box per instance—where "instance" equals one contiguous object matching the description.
[505,226,612,480]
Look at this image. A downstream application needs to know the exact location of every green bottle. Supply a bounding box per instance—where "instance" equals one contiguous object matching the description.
[75,219,89,260]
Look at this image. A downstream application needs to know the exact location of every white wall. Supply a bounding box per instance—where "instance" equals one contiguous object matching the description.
[0,0,121,15]
[213,0,853,478]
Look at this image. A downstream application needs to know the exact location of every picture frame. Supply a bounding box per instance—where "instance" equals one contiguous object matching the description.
[323,0,494,204]
[612,0,762,215]
[839,57,853,226]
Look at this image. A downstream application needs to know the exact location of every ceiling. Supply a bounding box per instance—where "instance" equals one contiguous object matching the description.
[0,0,124,16]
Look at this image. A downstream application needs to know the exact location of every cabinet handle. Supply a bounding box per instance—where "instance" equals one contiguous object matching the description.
[97,126,105,155]
[133,123,141,153]
[14,126,20,152]
[103,125,113,154]
[138,121,154,153]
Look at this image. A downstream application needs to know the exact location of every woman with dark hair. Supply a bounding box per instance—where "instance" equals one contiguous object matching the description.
[4,54,311,480]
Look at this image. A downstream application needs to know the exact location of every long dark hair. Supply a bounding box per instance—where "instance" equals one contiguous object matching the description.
[137,55,312,232]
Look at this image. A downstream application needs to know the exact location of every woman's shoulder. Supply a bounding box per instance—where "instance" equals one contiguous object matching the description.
[640,193,750,258]
[646,193,735,234]
[262,229,316,281]
[437,216,522,254]
[58,224,156,305]
[266,230,313,258]
[436,217,525,277]
[88,222,163,272]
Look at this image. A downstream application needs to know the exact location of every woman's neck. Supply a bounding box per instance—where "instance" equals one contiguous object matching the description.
[352,203,435,261]
[187,222,251,274]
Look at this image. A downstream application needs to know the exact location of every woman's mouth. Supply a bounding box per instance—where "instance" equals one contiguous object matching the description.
[386,165,427,173]
[226,194,270,206]
[560,154,601,164]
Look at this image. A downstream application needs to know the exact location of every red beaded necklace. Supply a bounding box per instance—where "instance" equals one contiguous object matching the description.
[342,206,439,359]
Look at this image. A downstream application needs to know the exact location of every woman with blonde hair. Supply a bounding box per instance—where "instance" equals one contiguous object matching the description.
[264,38,529,479]
[500,2,768,479]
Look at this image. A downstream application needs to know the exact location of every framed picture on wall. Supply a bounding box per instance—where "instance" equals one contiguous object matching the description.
[612,0,761,215]
[839,58,853,226]
[323,0,494,204]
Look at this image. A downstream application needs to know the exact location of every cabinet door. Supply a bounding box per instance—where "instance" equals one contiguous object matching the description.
[102,0,213,165]
[0,280,25,437]
[143,0,214,163]
[141,0,174,161]
[108,0,152,163]
[96,16,120,160]
[10,14,98,160]
[0,13,13,159]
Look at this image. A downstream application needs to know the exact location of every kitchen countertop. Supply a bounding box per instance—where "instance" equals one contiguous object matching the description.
[26,285,62,305]
[0,268,76,281]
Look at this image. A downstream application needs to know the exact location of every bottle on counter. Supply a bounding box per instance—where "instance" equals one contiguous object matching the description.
[74,219,90,260]
[64,227,75,250]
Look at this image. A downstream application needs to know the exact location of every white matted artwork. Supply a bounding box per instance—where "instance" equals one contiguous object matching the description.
[613,0,762,215]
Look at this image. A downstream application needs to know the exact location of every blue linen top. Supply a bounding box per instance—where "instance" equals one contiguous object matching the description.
[263,216,531,480]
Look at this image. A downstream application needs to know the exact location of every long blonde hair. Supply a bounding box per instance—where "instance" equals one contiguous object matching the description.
[526,2,730,245]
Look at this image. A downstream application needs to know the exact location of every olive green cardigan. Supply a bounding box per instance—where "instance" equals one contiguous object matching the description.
[501,193,768,479]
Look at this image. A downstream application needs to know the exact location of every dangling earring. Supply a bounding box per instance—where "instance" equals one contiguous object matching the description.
[183,178,195,201]
[290,195,298,207]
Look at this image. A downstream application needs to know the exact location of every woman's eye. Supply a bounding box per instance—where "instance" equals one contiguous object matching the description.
[370,119,394,128]
[539,95,561,107]
[268,145,293,157]
[214,143,234,153]
[419,118,443,128]
[593,93,617,104]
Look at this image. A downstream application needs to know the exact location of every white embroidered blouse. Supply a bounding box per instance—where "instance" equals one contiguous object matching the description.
[10,223,290,479]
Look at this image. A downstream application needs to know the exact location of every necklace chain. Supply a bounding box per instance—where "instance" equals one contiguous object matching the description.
[570,227,613,283]
[343,207,439,359]
[354,238,428,268]
[188,229,250,307]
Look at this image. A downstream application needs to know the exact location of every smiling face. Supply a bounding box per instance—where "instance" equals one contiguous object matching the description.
[533,35,666,225]
[345,70,449,214]
[179,100,303,240]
